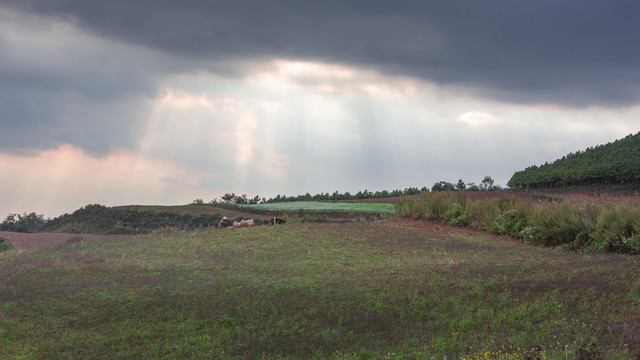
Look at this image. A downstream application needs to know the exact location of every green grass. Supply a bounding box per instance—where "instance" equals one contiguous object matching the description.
[242,201,396,214]
[1,221,638,359]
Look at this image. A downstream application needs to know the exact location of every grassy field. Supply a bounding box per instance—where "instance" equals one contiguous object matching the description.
[2,220,639,359]
[242,201,396,215]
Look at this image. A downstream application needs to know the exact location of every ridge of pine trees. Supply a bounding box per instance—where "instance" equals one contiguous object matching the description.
[508,131,640,189]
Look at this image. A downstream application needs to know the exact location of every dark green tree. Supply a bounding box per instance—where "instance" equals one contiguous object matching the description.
[0,212,46,233]
[432,181,455,192]
[480,176,495,191]
[508,132,640,189]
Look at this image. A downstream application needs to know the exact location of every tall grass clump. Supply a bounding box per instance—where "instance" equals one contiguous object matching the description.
[396,192,455,221]
[396,196,422,220]
[396,192,640,254]
[526,202,585,246]
[425,192,454,220]
[465,198,500,227]
[588,203,640,253]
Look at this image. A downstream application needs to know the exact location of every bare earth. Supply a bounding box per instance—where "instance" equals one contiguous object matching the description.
[0,231,132,251]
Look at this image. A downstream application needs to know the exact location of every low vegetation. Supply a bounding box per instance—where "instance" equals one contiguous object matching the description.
[40,204,228,234]
[0,237,12,252]
[2,222,638,359]
[30,202,394,235]
[397,191,640,254]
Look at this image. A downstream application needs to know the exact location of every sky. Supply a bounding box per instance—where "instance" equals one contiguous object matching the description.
[1,1,640,218]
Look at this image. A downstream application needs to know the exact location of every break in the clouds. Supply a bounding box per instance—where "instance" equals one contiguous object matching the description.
[1,2,640,217]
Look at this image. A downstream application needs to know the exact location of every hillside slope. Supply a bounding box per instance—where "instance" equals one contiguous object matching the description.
[40,204,229,234]
[508,132,640,189]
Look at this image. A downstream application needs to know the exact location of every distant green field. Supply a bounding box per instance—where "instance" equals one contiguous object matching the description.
[242,201,396,214]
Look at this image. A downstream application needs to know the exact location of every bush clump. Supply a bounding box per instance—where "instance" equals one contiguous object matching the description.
[488,209,528,238]
[445,203,470,226]
[0,238,13,252]
[396,192,640,254]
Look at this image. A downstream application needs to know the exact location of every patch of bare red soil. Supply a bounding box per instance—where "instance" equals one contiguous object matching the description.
[375,219,519,245]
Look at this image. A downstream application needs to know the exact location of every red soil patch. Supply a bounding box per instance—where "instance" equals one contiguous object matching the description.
[0,231,132,251]
[375,219,520,245]
[549,190,640,206]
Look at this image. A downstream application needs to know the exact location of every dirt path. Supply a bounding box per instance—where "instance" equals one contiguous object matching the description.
[0,232,131,251]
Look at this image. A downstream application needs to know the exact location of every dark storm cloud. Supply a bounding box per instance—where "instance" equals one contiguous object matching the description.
[0,7,175,155]
[5,0,640,107]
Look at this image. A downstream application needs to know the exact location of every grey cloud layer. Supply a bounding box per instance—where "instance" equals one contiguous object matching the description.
[5,0,640,107]
[0,7,181,155]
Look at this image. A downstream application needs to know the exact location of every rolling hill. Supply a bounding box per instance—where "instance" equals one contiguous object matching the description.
[508,131,640,189]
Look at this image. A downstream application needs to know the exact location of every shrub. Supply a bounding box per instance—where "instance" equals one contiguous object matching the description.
[0,238,13,252]
[488,209,529,238]
[445,203,469,226]
[519,225,541,245]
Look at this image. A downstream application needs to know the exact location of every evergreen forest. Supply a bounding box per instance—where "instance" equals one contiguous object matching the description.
[508,131,640,189]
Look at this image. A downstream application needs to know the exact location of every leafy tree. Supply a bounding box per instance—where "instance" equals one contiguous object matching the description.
[249,195,262,204]
[466,182,480,191]
[480,176,495,191]
[221,193,236,203]
[432,181,455,192]
[0,212,46,233]
[455,179,466,191]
